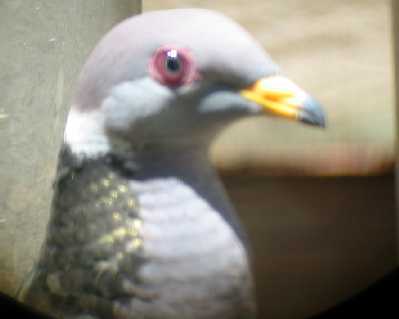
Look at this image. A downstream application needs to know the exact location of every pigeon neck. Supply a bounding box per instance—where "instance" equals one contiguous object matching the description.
[132,143,248,244]
[64,108,110,158]
[64,106,243,239]
[133,144,223,209]
[134,143,209,176]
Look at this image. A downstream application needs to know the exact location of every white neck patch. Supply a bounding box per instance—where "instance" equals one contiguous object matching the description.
[63,107,111,158]
[64,79,171,159]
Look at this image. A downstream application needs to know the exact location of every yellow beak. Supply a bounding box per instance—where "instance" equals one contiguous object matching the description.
[240,75,326,127]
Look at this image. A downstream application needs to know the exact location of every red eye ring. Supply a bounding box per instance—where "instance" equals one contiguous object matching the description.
[149,46,200,87]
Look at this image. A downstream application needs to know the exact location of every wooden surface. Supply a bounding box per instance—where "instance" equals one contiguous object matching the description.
[0,0,142,296]
[145,0,395,176]
[392,0,399,262]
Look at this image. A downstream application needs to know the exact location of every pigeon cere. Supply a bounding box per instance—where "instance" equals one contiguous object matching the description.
[17,8,325,319]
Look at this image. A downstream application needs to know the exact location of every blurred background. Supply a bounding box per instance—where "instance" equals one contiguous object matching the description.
[0,1,396,319]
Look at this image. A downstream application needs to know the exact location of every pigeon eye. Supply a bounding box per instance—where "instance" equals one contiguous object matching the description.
[149,46,199,87]
[165,50,181,73]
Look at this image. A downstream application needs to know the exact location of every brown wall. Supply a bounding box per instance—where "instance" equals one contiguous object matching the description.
[224,174,395,318]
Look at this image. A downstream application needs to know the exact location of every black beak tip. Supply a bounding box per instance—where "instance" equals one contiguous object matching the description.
[299,97,326,128]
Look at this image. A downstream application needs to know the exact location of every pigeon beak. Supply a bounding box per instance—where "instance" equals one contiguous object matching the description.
[240,75,326,127]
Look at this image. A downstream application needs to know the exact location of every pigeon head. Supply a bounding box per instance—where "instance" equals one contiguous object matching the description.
[65,9,325,156]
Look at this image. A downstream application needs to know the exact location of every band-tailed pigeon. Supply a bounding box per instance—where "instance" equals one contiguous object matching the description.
[18,8,325,319]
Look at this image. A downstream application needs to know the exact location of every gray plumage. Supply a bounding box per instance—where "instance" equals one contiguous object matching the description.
[18,8,325,319]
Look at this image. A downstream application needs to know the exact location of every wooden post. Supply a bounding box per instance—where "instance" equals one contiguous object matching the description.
[392,0,399,262]
[0,0,141,296]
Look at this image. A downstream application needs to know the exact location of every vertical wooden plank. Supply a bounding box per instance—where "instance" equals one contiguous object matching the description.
[392,0,399,261]
[0,0,141,296]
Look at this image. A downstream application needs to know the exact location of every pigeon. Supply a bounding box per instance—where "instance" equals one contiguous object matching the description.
[18,8,325,319]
